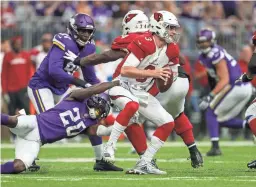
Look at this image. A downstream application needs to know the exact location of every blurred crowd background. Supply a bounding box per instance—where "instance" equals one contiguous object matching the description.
[1,1,256,142]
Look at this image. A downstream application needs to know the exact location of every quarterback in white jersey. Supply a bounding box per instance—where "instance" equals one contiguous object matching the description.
[104,11,181,175]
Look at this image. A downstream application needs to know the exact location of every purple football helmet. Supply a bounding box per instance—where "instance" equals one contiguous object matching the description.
[86,95,110,119]
[67,13,95,46]
[196,28,216,54]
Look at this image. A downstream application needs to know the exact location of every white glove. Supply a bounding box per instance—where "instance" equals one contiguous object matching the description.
[64,50,78,62]
[64,62,79,75]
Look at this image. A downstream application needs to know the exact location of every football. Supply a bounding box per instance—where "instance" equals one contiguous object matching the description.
[156,65,173,93]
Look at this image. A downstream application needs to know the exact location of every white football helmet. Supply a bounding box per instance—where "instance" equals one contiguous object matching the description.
[149,10,180,44]
[122,10,149,35]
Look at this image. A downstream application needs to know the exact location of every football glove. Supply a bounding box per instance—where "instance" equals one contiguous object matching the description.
[235,73,253,83]
[64,50,81,66]
[199,94,214,110]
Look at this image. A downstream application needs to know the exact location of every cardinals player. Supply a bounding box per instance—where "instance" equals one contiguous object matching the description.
[236,31,256,169]
[105,10,183,175]
[64,10,203,169]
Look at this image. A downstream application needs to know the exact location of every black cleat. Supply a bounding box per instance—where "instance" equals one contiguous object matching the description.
[247,160,256,169]
[93,159,123,171]
[28,159,40,172]
[206,148,222,156]
[189,149,203,168]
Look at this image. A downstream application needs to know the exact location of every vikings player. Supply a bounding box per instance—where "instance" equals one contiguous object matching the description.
[197,28,253,156]
[1,81,123,174]
[236,31,256,169]
[27,14,114,171]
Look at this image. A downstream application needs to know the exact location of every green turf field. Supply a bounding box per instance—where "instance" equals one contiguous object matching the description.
[1,141,256,187]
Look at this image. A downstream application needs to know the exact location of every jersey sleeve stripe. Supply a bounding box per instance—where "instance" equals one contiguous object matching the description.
[53,38,65,51]
[212,52,225,65]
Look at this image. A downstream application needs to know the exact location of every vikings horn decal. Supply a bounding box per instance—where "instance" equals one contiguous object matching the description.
[125,14,137,23]
[154,12,163,22]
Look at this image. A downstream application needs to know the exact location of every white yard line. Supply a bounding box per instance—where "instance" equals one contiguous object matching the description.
[0,157,251,164]
[1,141,255,149]
[1,176,256,182]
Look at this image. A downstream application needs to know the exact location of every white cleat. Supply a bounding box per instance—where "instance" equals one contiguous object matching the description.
[126,158,167,175]
[103,143,115,163]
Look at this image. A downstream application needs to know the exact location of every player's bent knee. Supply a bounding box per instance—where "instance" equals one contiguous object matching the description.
[13,159,26,173]
[125,101,139,112]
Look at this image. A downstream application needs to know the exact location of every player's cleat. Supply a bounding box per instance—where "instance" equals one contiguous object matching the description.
[103,143,115,163]
[126,158,167,175]
[151,158,159,169]
[189,149,203,168]
[93,158,123,171]
[247,160,256,169]
[28,160,40,172]
[206,147,222,156]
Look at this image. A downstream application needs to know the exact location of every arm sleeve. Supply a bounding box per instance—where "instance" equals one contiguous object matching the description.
[1,54,8,94]
[48,46,74,84]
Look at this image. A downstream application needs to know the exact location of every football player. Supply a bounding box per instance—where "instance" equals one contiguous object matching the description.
[197,28,253,156]
[236,31,256,169]
[64,10,203,169]
[27,13,114,171]
[1,80,123,174]
[103,10,180,175]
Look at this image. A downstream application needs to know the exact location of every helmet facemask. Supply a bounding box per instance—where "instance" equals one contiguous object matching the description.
[86,96,110,119]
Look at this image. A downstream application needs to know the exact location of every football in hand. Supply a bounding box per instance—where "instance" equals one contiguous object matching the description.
[156,65,173,93]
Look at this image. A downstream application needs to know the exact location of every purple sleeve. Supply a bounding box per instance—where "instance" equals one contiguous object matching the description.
[48,46,74,84]
[81,44,100,84]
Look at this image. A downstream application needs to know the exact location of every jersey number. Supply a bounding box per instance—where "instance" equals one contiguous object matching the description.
[59,107,86,137]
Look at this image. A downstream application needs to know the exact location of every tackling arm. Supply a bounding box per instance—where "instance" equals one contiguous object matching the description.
[69,80,120,101]
[79,49,127,66]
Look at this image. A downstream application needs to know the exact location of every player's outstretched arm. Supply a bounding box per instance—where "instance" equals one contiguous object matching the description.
[69,80,120,101]
[64,49,126,67]
[80,50,126,66]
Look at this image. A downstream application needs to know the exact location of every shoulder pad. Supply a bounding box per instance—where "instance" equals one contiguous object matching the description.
[210,46,224,64]
[128,34,156,55]
[53,33,77,53]
[111,33,140,51]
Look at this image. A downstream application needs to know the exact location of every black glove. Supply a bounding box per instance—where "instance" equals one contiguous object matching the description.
[235,73,253,83]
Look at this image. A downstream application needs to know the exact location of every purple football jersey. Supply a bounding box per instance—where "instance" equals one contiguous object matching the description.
[29,33,99,95]
[199,44,241,87]
[37,97,97,144]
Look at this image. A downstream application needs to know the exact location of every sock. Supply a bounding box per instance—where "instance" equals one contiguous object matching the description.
[206,108,220,139]
[249,118,256,136]
[107,122,126,147]
[107,101,139,146]
[1,114,9,126]
[125,124,147,155]
[92,144,103,161]
[1,161,16,174]
[211,138,219,149]
[142,136,164,162]
[96,125,113,136]
[88,135,103,160]
[219,118,245,129]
